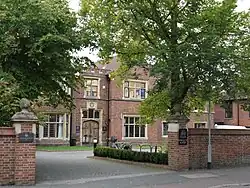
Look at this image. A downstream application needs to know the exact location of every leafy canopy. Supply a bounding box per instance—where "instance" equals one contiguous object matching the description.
[81,0,250,122]
[0,0,92,125]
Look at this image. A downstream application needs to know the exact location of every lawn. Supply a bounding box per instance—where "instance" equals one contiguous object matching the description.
[36,145,93,151]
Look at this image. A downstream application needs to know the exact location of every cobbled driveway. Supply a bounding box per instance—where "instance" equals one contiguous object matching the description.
[36,151,167,185]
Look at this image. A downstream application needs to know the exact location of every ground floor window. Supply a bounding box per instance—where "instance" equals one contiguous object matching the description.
[41,114,70,139]
[124,116,146,138]
[194,122,206,128]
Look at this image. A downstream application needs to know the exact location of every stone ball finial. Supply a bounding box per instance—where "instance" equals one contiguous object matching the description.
[20,98,31,110]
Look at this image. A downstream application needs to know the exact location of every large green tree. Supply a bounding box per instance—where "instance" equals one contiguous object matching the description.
[81,0,250,122]
[0,0,91,124]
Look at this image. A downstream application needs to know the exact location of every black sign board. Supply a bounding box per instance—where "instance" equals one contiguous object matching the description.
[18,132,34,143]
[179,129,188,139]
[179,129,188,145]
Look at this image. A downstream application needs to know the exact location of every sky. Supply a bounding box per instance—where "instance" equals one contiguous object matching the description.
[68,0,250,62]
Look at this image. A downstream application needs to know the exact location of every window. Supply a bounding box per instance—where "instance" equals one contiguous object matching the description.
[124,116,146,138]
[82,109,100,119]
[225,101,233,118]
[162,122,168,137]
[84,78,99,97]
[194,123,206,128]
[43,114,69,138]
[123,80,146,100]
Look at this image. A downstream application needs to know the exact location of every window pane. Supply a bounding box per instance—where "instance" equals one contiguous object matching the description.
[124,117,129,124]
[49,124,56,137]
[92,91,97,97]
[94,111,100,118]
[89,109,94,118]
[141,83,146,88]
[124,87,129,98]
[129,81,135,88]
[129,89,135,98]
[141,89,146,99]
[136,89,140,98]
[124,81,129,87]
[43,124,48,137]
[135,117,140,124]
[83,110,88,118]
[124,125,128,137]
[140,125,145,137]
[86,80,92,85]
[135,126,140,137]
[92,79,98,85]
[49,115,56,122]
[92,86,98,92]
[129,117,135,124]
[129,125,134,137]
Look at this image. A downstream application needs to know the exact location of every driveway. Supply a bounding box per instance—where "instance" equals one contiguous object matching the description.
[36,151,167,185]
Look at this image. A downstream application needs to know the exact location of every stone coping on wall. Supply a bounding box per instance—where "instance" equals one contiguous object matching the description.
[188,128,250,135]
[0,127,15,136]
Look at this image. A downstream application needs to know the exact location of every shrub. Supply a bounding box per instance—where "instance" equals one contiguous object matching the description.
[94,147,168,165]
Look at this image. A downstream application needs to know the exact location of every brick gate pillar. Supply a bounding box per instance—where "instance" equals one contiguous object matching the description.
[11,98,38,185]
[167,115,189,170]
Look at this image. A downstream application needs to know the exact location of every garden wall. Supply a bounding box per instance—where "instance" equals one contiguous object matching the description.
[188,128,250,169]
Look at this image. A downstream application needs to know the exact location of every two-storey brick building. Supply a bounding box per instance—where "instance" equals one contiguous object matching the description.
[214,100,250,127]
[36,57,215,146]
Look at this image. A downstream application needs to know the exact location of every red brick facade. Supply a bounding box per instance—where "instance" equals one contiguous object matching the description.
[71,64,214,145]
[214,101,250,127]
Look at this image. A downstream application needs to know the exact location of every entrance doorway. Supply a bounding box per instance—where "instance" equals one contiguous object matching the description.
[82,120,99,144]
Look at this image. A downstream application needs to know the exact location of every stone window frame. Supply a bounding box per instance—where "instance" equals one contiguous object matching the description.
[194,122,207,128]
[122,115,148,140]
[83,76,101,99]
[162,121,168,137]
[122,79,148,101]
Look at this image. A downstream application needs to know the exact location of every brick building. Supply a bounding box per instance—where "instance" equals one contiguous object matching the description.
[214,100,250,127]
[36,58,214,145]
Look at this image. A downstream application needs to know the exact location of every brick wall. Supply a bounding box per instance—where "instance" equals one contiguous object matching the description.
[0,125,36,185]
[0,127,15,185]
[188,128,250,169]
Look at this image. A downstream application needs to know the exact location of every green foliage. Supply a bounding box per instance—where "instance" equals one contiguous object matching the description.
[94,147,168,165]
[81,0,250,120]
[0,0,93,123]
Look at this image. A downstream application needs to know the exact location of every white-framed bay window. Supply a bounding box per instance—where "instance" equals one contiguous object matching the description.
[42,114,70,139]
[123,116,147,139]
[123,80,147,100]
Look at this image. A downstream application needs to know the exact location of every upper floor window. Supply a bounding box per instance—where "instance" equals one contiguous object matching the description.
[224,101,233,118]
[123,80,146,100]
[82,109,100,119]
[84,78,99,98]
[162,122,168,137]
[194,123,206,128]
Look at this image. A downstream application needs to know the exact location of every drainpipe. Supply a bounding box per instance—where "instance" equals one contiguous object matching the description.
[237,101,240,126]
[69,88,73,146]
[105,74,111,146]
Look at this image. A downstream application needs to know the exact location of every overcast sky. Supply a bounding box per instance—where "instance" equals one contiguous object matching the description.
[68,0,250,62]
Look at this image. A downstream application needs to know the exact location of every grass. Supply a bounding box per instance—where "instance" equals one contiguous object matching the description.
[36,145,93,151]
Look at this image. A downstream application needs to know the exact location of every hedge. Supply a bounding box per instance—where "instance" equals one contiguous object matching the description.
[94,147,168,165]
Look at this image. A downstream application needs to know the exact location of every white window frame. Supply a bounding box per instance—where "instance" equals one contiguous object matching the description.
[83,77,101,99]
[122,79,148,100]
[194,122,207,128]
[162,121,168,137]
[122,115,148,139]
[41,113,70,139]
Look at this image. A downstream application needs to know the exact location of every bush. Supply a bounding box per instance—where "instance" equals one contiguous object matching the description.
[94,147,168,165]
